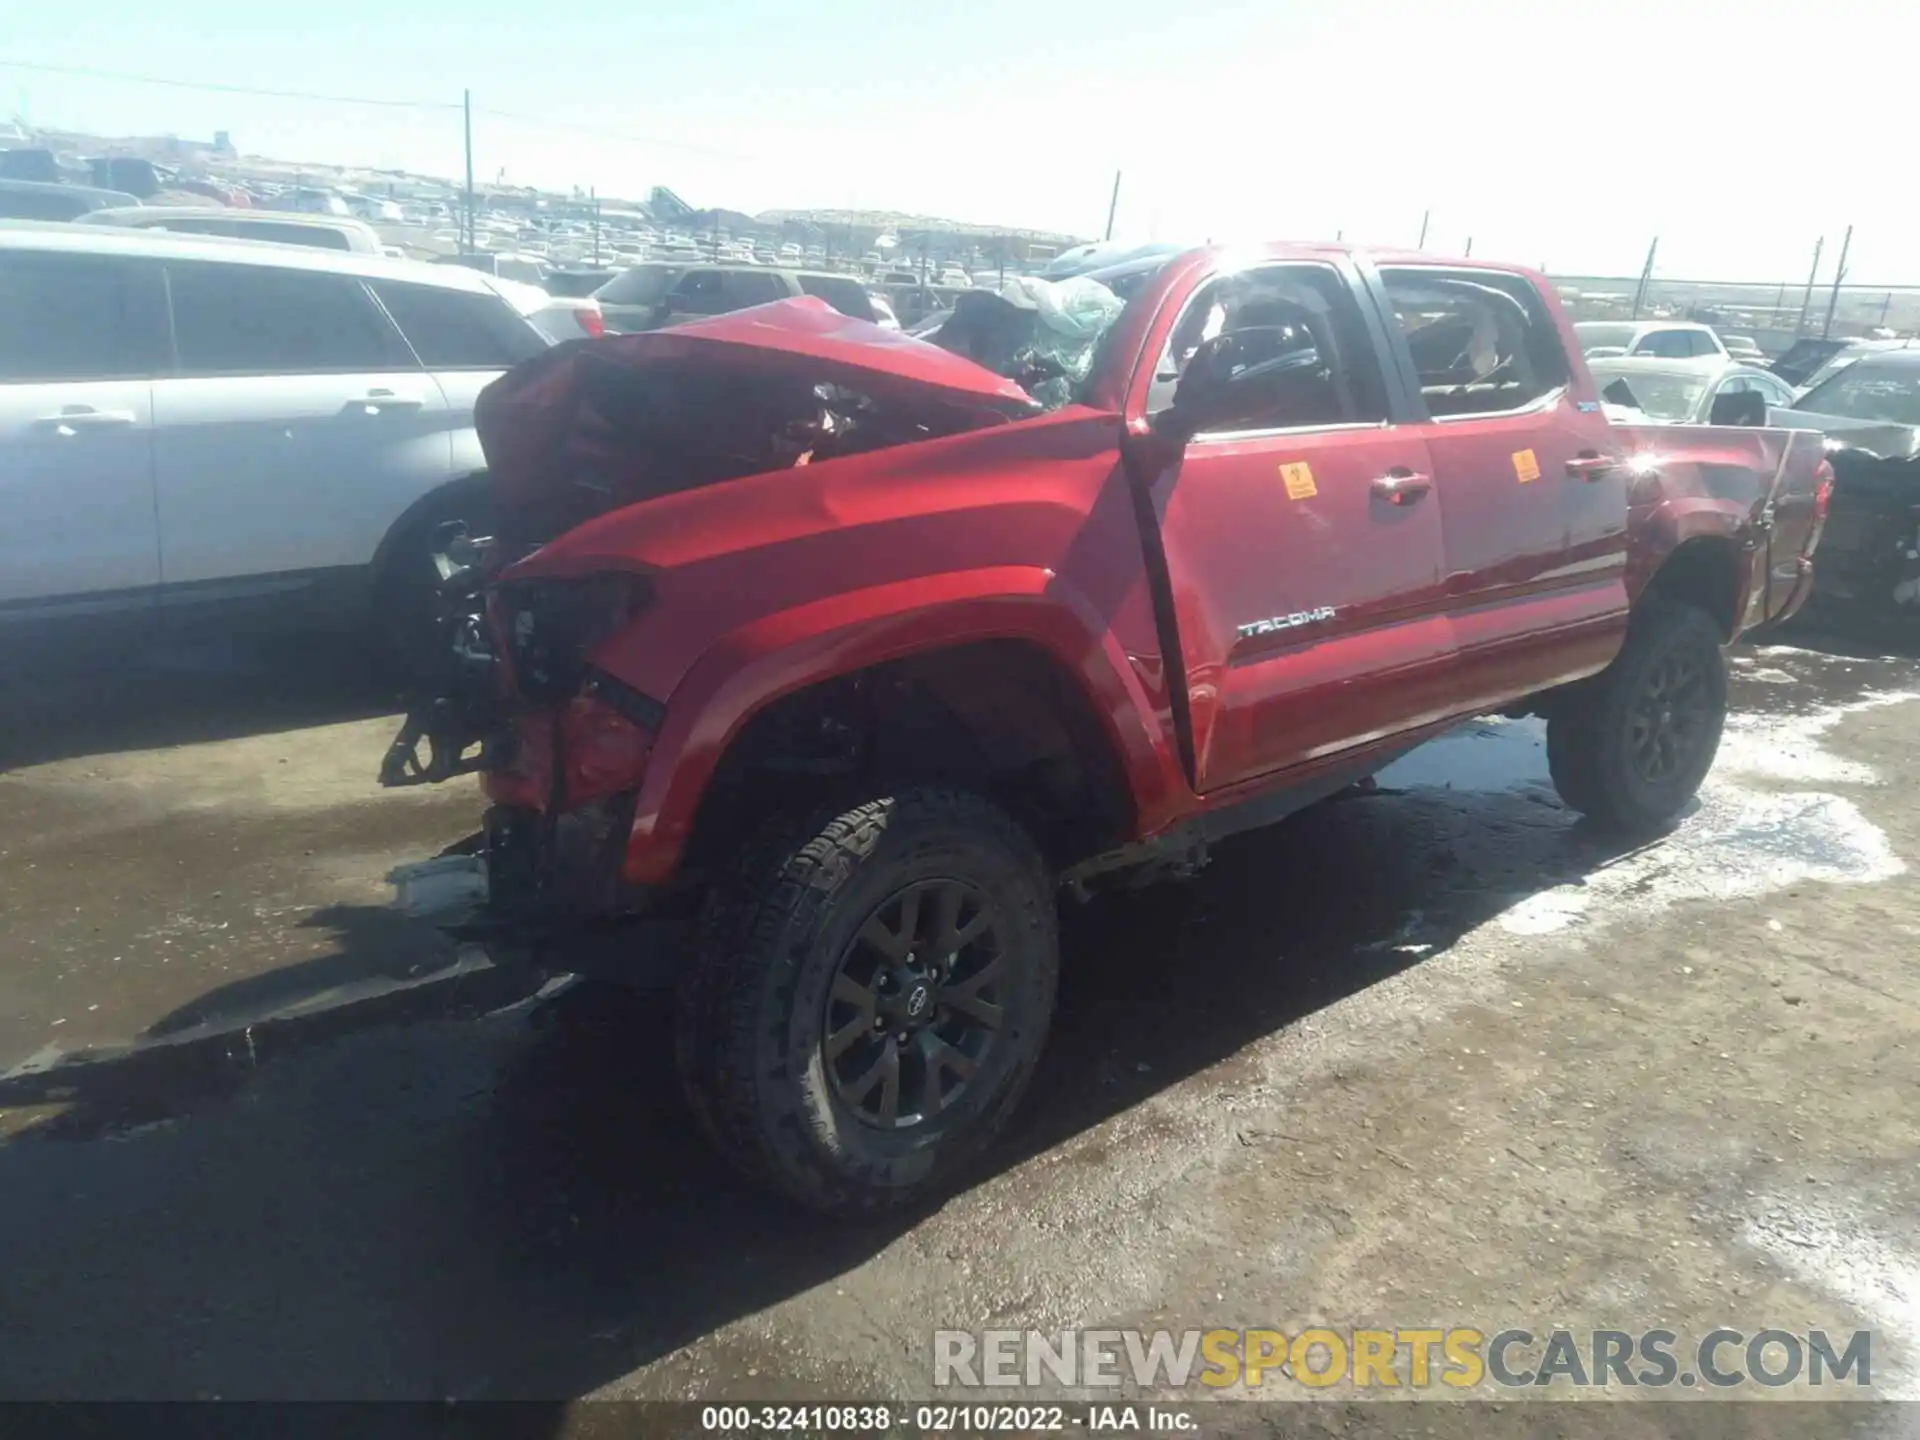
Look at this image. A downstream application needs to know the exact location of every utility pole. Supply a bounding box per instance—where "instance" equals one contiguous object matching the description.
[1630,235,1659,319]
[1417,209,1430,249]
[461,89,475,257]
[1104,170,1121,242]
[1821,224,1853,339]
[1464,236,1473,258]
[1794,236,1824,335]
[1881,291,1895,328]
[1771,280,1787,324]
[591,187,601,267]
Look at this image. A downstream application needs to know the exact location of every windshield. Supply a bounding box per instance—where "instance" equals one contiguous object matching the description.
[1585,366,1708,422]
[1794,361,1920,425]
[1575,322,1638,352]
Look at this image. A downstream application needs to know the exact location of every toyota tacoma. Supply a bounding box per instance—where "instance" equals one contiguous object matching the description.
[380,244,1831,1215]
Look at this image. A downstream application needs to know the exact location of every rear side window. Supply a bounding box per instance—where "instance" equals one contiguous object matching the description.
[165,262,407,376]
[1379,268,1571,418]
[0,250,168,381]
[797,275,876,321]
[371,280,547,369]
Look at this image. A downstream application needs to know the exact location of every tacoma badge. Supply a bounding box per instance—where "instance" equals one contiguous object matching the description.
[1237,606,1337,639]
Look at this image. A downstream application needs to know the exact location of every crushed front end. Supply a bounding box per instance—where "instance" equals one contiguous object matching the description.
[381,547,682,978]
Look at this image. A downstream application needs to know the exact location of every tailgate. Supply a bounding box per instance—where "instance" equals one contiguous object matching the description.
[1758,427,1830,623]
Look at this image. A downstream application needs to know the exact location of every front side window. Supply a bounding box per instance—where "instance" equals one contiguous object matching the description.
[0,250,168,382]
[1380,268,1570,418]
[1152,264,1389,433]
[166,262,407,376]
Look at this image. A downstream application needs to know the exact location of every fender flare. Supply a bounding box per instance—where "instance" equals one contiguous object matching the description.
[619,565,1187,885]
[1630,498,1754,637]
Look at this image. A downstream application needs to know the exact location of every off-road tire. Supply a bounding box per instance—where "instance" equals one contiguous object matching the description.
[674,787,1058,1217]
[1547,599,1728,832]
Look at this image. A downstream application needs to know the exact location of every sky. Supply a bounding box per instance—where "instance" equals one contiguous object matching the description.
[6,0,1919,283]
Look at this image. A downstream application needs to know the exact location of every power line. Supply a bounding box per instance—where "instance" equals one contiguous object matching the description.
[0,58,459,110]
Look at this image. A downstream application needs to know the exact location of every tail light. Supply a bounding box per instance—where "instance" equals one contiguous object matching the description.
[575,307,606,338]
[1808,458,1835,552]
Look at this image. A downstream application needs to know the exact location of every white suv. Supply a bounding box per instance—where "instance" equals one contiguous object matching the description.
[0,221,550,661]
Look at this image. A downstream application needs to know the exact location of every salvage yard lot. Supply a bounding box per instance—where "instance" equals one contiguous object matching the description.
[1,628,1918,1421]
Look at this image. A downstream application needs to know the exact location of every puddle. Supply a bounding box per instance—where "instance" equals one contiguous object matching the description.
[1378,679,1917,939]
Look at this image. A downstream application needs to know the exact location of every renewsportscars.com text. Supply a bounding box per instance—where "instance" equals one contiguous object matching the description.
[933,1327,1872,1390]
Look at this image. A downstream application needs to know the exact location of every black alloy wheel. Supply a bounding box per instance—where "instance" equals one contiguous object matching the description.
[823,879,1006,1131]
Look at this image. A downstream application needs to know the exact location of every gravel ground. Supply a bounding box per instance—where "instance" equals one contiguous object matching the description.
[1,625,1916,1434]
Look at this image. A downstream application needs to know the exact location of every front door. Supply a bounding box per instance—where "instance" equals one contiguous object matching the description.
[1133,260,1454,794]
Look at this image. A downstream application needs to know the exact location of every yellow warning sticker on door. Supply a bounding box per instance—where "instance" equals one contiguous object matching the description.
[1280,462,1318,500]
[1512,448,1542,483]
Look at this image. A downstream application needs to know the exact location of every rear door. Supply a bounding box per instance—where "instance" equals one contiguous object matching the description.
[1370,264,1628,711]
[151,260,452,592]
[368,277,550,478]
[0,247,167,612]
[1133,260,1452,794]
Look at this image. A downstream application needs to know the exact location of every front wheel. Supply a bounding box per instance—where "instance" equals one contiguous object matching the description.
[1547,599,1728,832]
[674,787,1058,1217]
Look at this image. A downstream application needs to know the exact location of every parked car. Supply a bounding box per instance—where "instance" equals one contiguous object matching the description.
[381,244,1829,1215]
[1772,351,1920,618]
[436,252,550,287]
[1721,333,1765,363]
[593,263,893,332]
[482,274,605,342]
[1587,356,1797,425]
[0,179,142,222]
[0,220,551,664]
[1573,320,1727,360]
[544,267,618,298]
[76,206,384,254]
[1784,338,1920,397]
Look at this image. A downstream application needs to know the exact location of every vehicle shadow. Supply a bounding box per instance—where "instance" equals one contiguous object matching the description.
[1763,608,1920,661]
[0,728,1646,1406]
[0,630,402,773]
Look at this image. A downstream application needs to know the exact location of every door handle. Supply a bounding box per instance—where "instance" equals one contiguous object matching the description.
[1370,469,1432,505]
[1566,452,1619,481]
[34,406,138,435]
[349,389,426,414]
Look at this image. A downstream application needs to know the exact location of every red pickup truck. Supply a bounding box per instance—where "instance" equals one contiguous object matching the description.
[381,244,1831,1215]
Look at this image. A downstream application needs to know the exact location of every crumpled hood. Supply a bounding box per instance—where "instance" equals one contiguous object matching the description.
[474,296,1040,515]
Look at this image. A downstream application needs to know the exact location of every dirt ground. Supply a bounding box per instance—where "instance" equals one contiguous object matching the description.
[2,624,1917,1433]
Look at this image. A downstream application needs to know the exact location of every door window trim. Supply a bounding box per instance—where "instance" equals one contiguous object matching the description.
[1145,258,1401,436]
[1365,261,1575,423]
[158,262,417,378]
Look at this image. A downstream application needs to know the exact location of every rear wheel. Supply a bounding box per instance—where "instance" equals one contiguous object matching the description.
[1547,599,1727,832]
[674,787,1057,1217]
